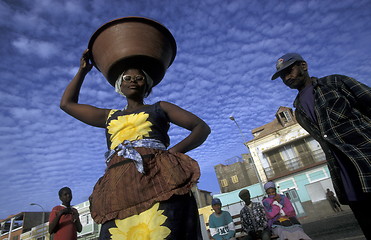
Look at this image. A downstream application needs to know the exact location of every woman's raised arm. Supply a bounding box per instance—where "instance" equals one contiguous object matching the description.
[60,49,110,128]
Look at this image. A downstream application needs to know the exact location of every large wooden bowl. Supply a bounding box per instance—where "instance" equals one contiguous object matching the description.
[88,17,177,87]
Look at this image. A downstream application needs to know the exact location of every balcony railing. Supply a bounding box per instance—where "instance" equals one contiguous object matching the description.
[264,150,326,179]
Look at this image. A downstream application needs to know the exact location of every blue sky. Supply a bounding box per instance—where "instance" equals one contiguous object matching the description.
[1,0,371,219]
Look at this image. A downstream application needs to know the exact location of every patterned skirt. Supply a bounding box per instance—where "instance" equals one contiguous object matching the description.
[98,193,202,239]
[89,147,202,239]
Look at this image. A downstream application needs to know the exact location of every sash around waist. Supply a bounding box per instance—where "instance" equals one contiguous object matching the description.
[105,139,166,174]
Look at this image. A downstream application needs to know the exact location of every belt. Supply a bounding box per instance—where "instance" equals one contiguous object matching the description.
[104,139,166,174]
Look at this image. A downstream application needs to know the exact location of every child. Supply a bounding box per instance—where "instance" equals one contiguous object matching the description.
[49,187,82,240]
[208,198,236,240]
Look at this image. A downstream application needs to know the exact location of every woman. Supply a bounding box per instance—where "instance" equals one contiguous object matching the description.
[262,182,311,240]
[60,49,210,239]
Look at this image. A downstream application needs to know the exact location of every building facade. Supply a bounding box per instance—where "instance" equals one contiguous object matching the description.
[0,212,49,240]
[213,106,348,222]
[247,107,326,184]
[74,201,100,240]
[214,154,259,193]
[192,185,213,208]
[20,223,49,240]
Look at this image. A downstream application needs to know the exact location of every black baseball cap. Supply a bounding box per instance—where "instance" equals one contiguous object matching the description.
[211,198,222,205]
[271,53,305,80]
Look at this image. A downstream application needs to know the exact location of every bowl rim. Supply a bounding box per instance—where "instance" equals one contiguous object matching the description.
[87,16,177,70]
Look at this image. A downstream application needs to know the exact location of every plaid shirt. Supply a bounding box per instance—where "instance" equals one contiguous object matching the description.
[240,202,268,233]
[294,75,371,203]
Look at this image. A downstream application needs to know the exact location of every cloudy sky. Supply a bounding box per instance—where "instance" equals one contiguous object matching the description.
[1,0,371,219]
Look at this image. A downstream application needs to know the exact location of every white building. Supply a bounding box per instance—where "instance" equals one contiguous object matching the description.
[214,106,349,222]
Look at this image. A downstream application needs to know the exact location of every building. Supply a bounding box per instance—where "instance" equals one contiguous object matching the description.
[74,201,100,240]
[214,154,259,193]
[0,212,49,240]
[247,107,326,183]
[20,223,50,240]
[192,185,213,208]
[212,106,349,222]
[245,106,339,218]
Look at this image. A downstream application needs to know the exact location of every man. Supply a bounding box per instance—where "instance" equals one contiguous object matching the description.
[49,187,82,240]
[326,188,343,212]
[271,53,371,239]
[208,198,236,240]
[239,189,271,240]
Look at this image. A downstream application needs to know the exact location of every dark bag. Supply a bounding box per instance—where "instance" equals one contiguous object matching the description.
[274,216,301,227]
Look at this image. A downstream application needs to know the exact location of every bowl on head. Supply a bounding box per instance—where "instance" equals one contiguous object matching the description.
[88,16,177,87]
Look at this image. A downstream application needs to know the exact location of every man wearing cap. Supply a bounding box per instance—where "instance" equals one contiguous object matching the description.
[271,53,371,239]
[239,189,271,240]
[208,198,236,240]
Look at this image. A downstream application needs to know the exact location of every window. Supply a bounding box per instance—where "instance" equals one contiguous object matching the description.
[306,169,328,183]
[279,111,292,122]
[86,214,90,225]
[265,149,283,164]
[278,110,293,125]
[285,192,290,199]
[283,111,292,121]
[231,175,239,184]
[80,214,91,226]
[220,179,228,187]
[264,149,287,174]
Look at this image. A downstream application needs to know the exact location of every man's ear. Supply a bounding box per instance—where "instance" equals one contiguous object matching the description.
[300,61,308,71]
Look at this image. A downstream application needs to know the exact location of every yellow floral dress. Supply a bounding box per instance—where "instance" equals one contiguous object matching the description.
[89,102,203,240]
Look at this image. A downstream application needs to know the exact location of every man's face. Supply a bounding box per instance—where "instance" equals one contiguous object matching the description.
[212,204,222,214]
[240,191,251,203]
[280,61,308,90]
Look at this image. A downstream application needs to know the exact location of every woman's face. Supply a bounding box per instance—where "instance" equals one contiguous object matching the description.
[120,68,147,98]
[266,188,276,196]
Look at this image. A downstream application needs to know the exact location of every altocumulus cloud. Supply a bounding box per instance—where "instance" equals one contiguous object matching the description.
[1,0,371,220]
[12,37,59,59]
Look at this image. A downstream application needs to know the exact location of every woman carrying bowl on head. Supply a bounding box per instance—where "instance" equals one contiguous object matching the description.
[60,46,210,239]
